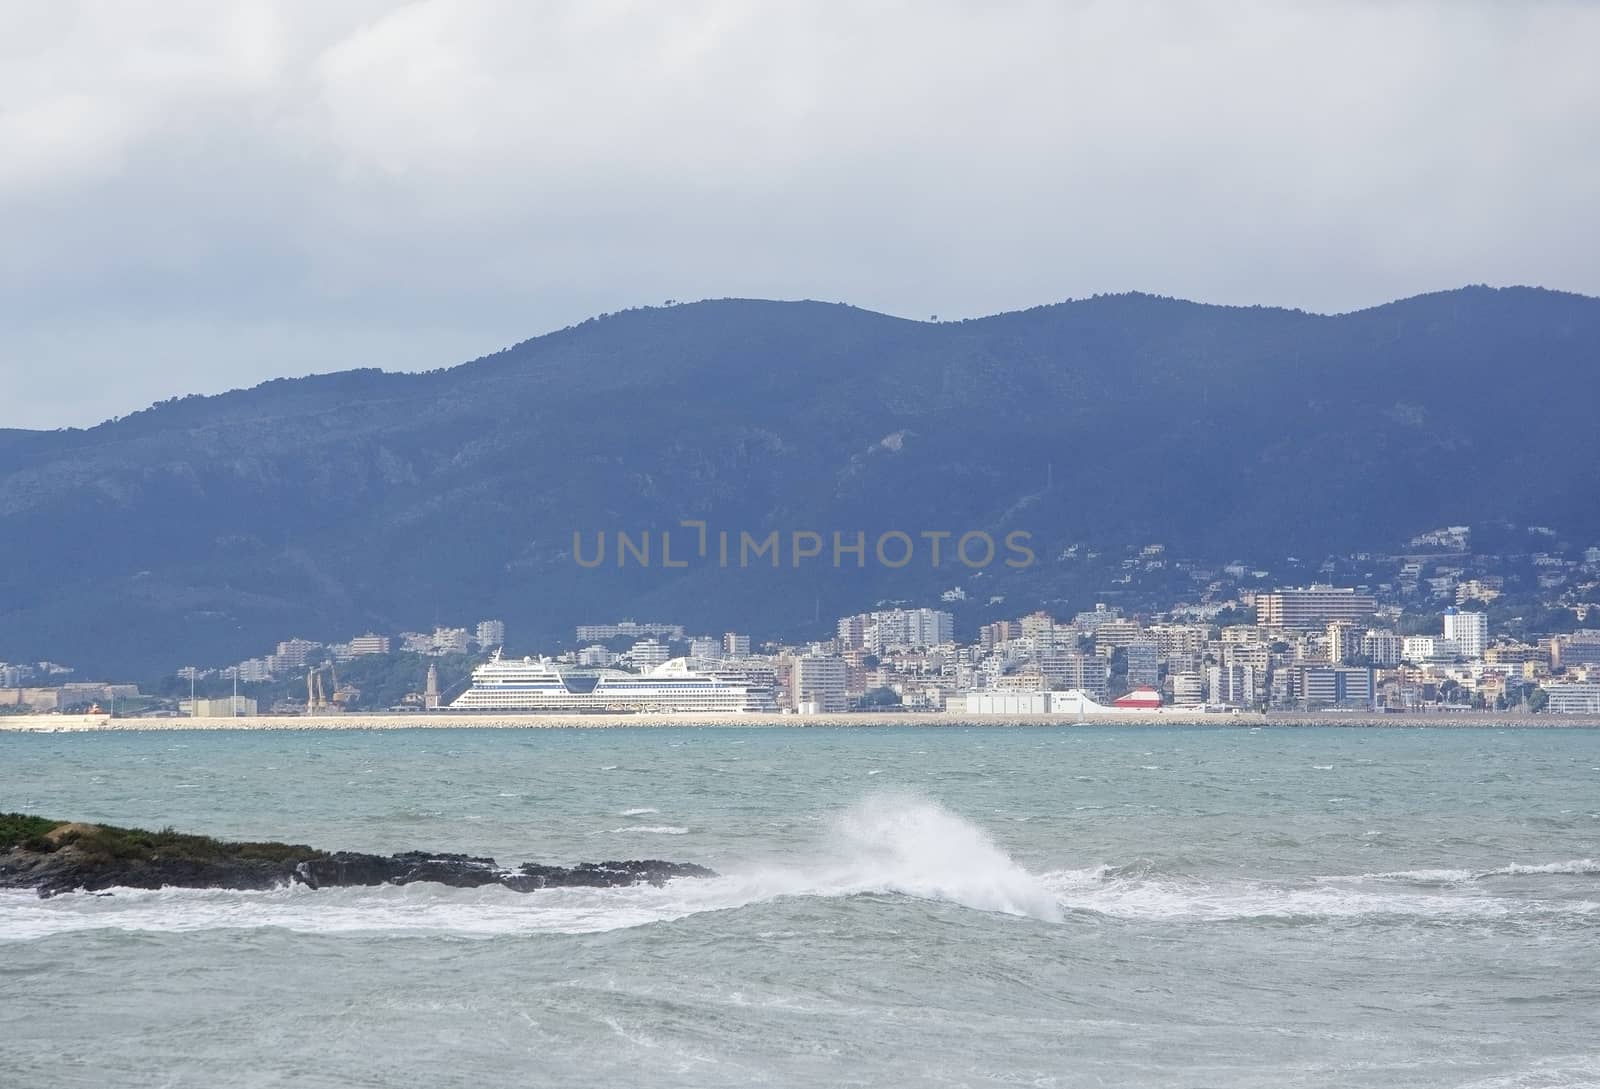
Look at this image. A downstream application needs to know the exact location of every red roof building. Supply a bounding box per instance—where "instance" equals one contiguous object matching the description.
[1114,687,1162,709]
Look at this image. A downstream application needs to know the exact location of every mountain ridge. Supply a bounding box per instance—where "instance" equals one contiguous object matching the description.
[2,285,1596,676]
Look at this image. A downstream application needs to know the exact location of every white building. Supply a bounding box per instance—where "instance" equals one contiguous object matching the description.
[792,655,848,713]
[1543,683,1600,714]
[1403,635,1439,662]
[628,638,672,671]
[1442,609,1488,659]
[272,638,320,670]
[475,619,506,649]
[349,633,391,656]
[432,627,471,655]
[840,608,955,653]
[577,644,616,667]
[1172,672,1204,707]
[722,632,752,658]
[1360,630,1403,667]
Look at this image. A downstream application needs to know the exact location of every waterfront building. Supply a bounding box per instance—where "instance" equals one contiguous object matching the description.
[792,654,848,713]
[1542,682,1600,714]
[1292,665,1376,709]
[180,696,257,717]
[1206,664,1259,707]
[1256,586,1377,631]
[1114,687,1162,709]
[1171,671,1204,707]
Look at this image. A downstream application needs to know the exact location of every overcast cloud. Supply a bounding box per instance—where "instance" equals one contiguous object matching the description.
[2,1,1597,428]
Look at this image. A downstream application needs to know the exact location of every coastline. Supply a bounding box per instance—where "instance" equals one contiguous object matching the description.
[4,710,1599,731]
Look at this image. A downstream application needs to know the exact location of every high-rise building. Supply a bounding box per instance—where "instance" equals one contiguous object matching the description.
[689,637,722,660]
[1037,649,1108,701]
[1442,608,1487,659]
[1206,664,1259,707]
[1171,672,1204,707]
[722,632,752,658]
[1124,640,1159,689]
[1326,622,1361,665]
[475,619,506,649]
[1256,587,1377,631]
[1360,629,1403,667]
[792,655,848,713]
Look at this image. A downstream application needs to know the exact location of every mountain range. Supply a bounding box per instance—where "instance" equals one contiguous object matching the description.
[3,285,1597,678]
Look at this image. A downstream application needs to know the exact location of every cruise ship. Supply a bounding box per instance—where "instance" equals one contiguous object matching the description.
[448,652,777,714]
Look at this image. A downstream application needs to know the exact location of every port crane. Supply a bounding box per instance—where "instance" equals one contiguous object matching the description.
[306,663,338,713]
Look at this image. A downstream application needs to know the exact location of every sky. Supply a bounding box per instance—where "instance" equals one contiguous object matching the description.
[3,1,1598,429]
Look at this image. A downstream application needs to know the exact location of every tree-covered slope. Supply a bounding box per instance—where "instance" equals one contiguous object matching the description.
[2,287,1596,675]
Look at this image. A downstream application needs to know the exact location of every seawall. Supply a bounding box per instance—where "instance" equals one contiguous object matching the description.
[4,710,1599,731]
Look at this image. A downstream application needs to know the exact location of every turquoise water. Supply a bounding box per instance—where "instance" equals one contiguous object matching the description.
[3,725,1598,1088]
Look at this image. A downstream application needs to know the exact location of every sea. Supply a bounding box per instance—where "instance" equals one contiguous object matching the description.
[2,725,1598,1088]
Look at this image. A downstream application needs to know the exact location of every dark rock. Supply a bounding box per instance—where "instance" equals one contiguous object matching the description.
[505,860,718,891]
[0,814,717,899]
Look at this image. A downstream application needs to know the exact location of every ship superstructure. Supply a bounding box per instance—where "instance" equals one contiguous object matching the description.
[448,652,776,713]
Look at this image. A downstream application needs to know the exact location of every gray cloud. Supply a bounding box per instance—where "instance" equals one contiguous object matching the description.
[3,0,1597,428]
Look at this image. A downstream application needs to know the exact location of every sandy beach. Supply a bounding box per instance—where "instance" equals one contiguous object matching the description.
[4,710,1598,731]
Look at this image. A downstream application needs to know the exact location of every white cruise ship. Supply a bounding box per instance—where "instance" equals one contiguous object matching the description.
[448,653,777,714]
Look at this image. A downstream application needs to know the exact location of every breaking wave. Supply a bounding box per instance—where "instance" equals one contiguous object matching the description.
[5,797,1595,941]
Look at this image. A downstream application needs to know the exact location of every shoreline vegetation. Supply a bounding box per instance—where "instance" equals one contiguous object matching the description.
[0,813,715,899]
[2,711,1598,732]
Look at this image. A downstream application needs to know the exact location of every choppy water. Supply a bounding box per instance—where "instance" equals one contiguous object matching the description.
[3,725,1598,1088]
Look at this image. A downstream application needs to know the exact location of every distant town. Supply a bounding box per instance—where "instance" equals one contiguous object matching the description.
[5,524,1600,719]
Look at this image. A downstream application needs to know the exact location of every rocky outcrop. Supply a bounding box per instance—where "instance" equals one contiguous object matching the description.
[0,813,714,899]
[291,851,713,893]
